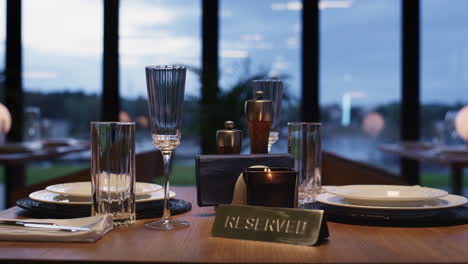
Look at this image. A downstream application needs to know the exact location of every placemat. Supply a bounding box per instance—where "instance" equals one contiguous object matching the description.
[16,198,192,219]
[304,202,468,227]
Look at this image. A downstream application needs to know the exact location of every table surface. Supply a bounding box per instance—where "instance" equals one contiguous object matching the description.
[380,142,468,168]
[0,186,467,264]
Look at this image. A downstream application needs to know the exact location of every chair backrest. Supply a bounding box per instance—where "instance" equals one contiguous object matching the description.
[322,151,407,185]
[10,150,163,203]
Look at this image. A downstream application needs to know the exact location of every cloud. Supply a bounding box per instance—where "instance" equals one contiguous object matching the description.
[21,0,199,58]
[221,50,249,59]
[271,1,353,11]
[121,35,199,58]
[23,0,103,56]
[287,37,299,49]
[24,71,58,80]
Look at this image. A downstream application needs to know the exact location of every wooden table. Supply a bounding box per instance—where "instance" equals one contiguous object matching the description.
[380,143,468,195]
[0,186,467,263]
[0,142,89,207]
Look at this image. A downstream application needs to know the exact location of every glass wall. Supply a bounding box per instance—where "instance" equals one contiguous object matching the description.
[22,0,103,183]
[421,0,468,189]
[320,0,401,173]
[0,0,5,92]
[220,0,301,153]
[120,0,201,185]
[0,0,4,206]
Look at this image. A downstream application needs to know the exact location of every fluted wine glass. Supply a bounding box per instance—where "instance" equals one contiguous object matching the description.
[252,80,283,152]
[144,65,189,230]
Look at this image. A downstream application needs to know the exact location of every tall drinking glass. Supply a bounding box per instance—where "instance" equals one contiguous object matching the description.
[91,122,136,226]
[288,122,322,206]
[24,106,42,141]
[252,80,283,152]
[145,65,189,230]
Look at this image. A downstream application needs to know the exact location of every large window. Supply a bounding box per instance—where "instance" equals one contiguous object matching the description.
[21,0,103,184]
[120,0,201,185]
[0,0,5,84]
[320,0,401,173]
[23,0,103,139]
[421,0,468,188]
[220,0,301,153]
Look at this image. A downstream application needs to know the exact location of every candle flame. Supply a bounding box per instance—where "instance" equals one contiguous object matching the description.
[264,167,273,181]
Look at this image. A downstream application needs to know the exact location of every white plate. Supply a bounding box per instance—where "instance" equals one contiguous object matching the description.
[46,182,162,198]
[324,185,448,202]
[316,192,467,210]
[29,189,176,205]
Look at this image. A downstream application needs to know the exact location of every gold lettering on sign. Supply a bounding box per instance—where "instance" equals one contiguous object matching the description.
[224,216,309,235]
[254,218,266,231]
[298,221,307,235]
[224,216,236,228]
[234,216,245,230]
[277,219,287,232]
[245,217,255,230]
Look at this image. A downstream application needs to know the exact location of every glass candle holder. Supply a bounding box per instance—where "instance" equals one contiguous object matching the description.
[244,167,298,208]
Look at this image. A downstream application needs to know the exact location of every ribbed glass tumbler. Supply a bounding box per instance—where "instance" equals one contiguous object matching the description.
[91,122,136,226]
[288,122,322,206]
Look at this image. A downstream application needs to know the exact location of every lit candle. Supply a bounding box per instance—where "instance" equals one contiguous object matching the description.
[244,167,298,208]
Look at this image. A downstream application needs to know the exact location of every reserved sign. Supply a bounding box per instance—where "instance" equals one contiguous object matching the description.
[212,205,329,246]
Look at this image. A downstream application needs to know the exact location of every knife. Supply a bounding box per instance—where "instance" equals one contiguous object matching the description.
[22,223,91,232]
[0,220,91,232]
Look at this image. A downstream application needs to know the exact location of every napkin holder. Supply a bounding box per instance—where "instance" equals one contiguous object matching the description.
[195,154,294,206]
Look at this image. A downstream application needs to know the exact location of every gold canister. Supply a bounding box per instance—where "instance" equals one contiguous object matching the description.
[216,121,243,154]
[245,91,273,154]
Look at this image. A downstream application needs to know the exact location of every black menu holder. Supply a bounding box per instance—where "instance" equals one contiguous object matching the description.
[195,154,294,206]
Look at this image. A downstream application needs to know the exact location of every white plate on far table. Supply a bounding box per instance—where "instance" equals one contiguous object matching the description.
[29,189,176,205]
[46,182,162,198]
[316,192,467,210]
[324,185,448,203]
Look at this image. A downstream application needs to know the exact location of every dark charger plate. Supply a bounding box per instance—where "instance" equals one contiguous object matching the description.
[304,202,468,227]
[16,198,192,219]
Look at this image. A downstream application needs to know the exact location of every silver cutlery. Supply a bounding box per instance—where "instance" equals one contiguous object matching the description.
[0,219,91,232]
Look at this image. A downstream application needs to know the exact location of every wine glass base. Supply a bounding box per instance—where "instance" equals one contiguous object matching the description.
[144,219,190,231]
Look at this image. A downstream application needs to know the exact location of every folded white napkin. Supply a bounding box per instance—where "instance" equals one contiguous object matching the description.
[0,215,114,243]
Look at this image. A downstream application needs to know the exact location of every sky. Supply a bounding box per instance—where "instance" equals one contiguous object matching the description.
[0,0,467,106]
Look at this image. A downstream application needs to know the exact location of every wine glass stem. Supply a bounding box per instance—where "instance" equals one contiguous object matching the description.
[162,151,172,221]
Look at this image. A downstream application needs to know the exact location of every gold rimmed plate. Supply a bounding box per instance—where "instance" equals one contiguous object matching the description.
[46,181,162,198]
[316,192,467,210]
[29,189,176,205]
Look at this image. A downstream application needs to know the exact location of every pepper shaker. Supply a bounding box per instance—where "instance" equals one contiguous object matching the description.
[216,121,243,154]
[245,91,273,154]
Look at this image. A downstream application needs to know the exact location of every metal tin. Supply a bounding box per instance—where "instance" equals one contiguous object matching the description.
[216,121,243,154]
[244,91,273,122]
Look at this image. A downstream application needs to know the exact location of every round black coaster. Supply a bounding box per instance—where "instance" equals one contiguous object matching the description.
[16,198,192,219]
[303,202,468,227]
